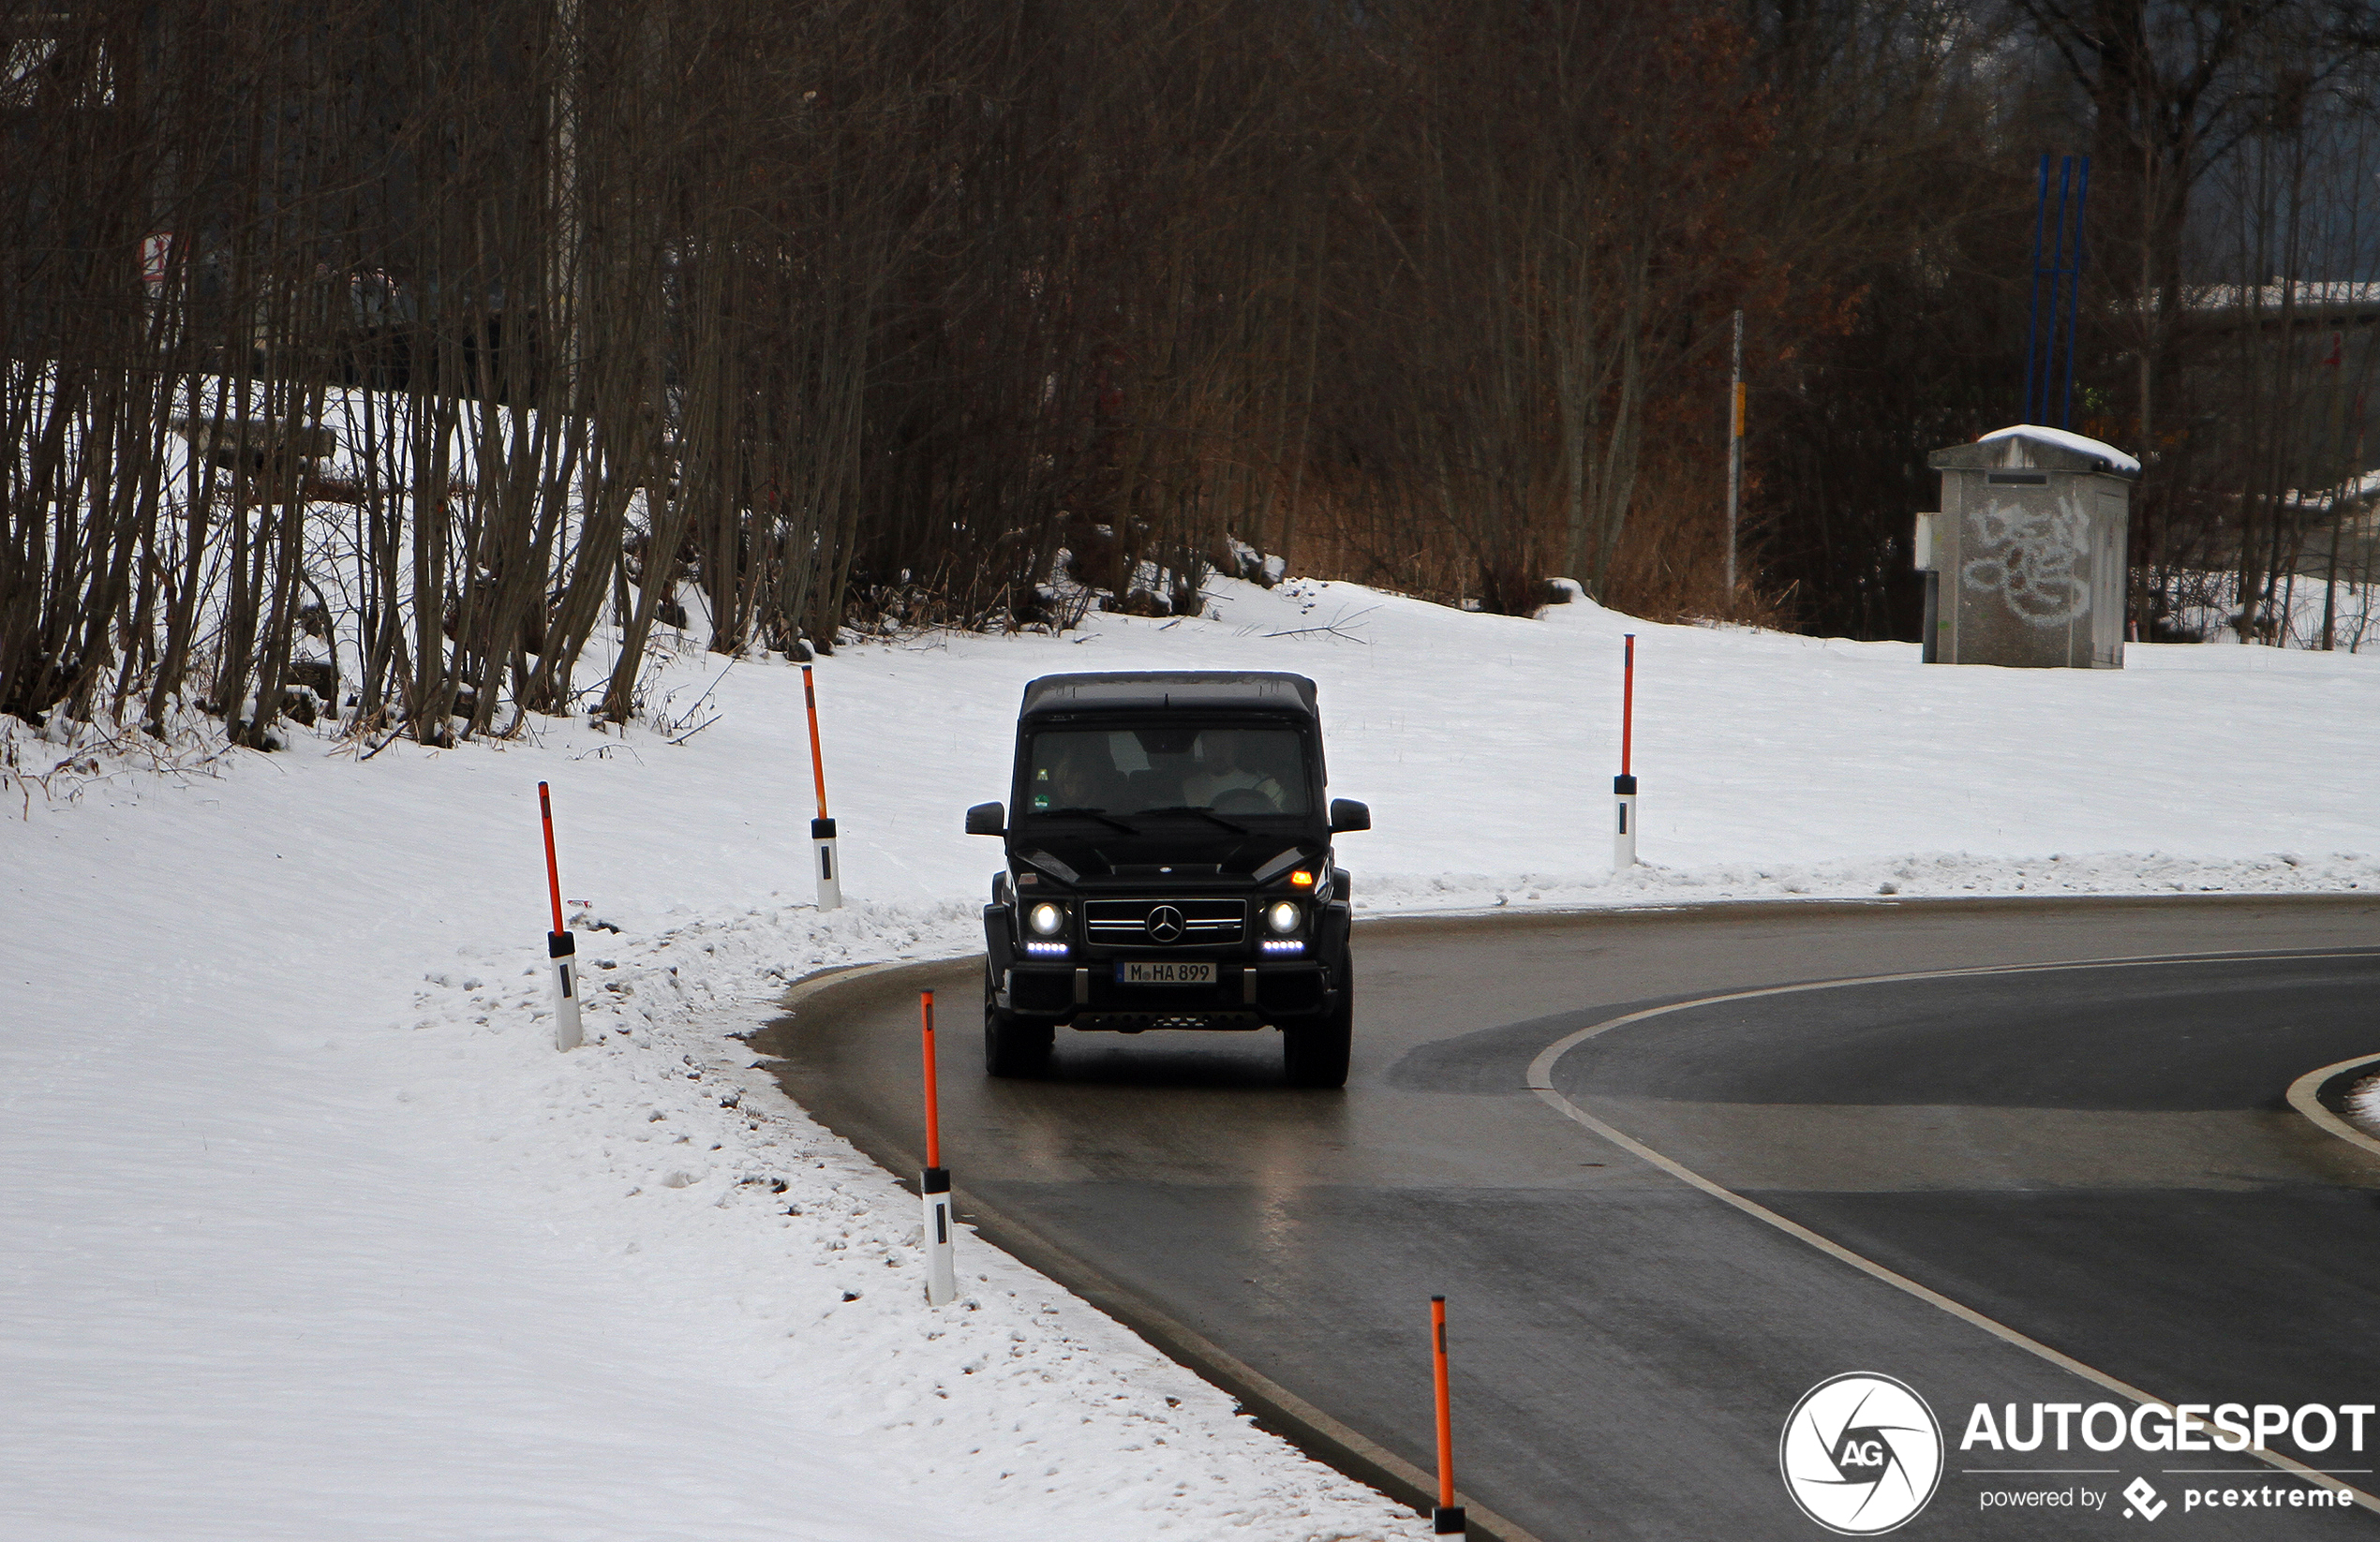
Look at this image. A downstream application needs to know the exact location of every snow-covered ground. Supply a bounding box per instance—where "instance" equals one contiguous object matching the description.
[5,576,2377,1541]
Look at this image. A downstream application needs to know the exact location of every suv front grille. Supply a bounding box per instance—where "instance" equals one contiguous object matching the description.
[1083,897,1246,945]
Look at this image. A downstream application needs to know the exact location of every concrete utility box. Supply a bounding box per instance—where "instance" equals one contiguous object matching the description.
[1918,425,2138,668]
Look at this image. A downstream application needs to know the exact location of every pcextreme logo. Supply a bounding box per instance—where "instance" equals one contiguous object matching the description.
[1780,1372,1946,1535]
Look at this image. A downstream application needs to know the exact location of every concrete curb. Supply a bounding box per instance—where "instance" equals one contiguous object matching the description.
[2286,1051,2380,1162]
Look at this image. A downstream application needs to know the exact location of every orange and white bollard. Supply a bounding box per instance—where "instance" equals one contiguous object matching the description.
[920,991,957,1305]
[1432,1295,1465,1537]
[802,665,843,912]
[1613,633,1639,871]
[539,782,583,1051]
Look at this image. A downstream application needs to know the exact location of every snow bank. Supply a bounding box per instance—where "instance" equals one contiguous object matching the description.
[6,578,2378,1539]
[2345,1076,2380,1143]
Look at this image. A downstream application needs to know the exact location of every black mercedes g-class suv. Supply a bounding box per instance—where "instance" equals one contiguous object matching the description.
[965,671,1369,1086]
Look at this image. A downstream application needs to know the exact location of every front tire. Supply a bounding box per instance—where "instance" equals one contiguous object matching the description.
[1283,977,1352,1089]
[984,973,1053,1077]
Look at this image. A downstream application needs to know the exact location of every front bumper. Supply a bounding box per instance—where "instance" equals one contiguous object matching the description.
[1004,958,1331,1025]
[985,891,1349,1029]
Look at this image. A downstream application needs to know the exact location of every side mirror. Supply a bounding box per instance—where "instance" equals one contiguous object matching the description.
[1329,798,1371,833]
[965,801,1006,837]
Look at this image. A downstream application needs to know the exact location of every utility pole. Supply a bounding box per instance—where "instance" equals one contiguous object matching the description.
[550,0,581,395]
[1727,309,1744,601]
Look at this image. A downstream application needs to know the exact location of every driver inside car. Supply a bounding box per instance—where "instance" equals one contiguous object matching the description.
[1034,750,1110,812]
[1182,728,1286,811]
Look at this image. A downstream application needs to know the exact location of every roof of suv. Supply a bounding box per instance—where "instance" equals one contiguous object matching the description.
[1019,671,1318,720]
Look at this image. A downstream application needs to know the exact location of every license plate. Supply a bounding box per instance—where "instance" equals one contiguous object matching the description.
[1116,960,1215,986]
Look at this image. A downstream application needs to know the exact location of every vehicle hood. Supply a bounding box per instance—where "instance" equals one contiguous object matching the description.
[1011,825,1324,885]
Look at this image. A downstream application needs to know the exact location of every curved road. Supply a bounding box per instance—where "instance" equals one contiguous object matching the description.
[754,896,2380,1540]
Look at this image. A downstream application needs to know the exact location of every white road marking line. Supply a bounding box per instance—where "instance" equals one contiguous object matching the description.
[1525,946,2380,1515]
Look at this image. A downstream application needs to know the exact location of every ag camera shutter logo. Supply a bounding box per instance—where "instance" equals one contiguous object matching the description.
[1779,1372,1944,1534]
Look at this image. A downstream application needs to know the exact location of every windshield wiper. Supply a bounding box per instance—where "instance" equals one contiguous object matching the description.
[1040,806,1139,836]
[1138,805,1250,836]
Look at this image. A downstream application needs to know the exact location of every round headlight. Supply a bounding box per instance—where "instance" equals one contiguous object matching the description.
[1266,901,1302,935]
[1029,901,1064,936]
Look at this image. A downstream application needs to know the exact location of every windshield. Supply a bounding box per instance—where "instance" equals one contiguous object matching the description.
[1024,725,1313,818]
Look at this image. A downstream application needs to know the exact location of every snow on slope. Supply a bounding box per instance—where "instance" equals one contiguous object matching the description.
[4,575,2377,1541]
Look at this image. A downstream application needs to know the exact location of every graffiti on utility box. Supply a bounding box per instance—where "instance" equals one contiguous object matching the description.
[1961,497,2092,627]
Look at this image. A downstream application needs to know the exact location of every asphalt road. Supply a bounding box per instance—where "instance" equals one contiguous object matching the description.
[754,896,2380,1540]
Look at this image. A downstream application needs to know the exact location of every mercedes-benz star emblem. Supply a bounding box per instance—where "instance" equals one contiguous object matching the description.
[1144,905,1184,942]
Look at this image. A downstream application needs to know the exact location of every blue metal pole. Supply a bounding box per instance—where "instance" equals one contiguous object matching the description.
[2025,154,2050,423]
[2060,156,2091,431]
[2045,156,2074,424]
